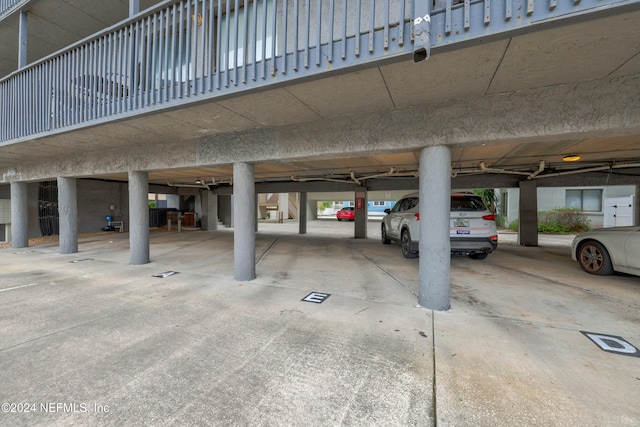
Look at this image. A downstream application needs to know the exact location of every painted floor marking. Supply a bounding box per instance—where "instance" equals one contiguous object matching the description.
[302,292,331,304]
[581,331,639,358]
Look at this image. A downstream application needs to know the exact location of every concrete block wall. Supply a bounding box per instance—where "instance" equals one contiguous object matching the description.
[77,179,129,234]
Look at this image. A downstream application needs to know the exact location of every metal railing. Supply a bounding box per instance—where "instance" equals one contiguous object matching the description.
[1,0,412,142]
[0,0,25,19]
[0,0,632,143]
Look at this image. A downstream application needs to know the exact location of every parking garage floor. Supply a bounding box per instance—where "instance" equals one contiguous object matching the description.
[1,220,639,426]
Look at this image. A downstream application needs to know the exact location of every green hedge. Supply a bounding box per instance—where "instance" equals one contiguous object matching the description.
[508,208,591,233]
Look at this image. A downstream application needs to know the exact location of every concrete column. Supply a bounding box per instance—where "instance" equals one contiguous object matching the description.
[307,199,318,220]
[10,182,28,248]
[419,146,451,311]
[278,192,288,222]
[129,171,149,265]
[233,163,256,281]
[299,192,307,234]
[57,177,78,254]
[18,11,27,69]
[354,187,368,238]
[518,180,538,246]
[201,191,219,231]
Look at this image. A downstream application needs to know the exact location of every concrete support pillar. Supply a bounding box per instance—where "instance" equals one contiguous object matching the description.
[10,182,28,248]
[57,177,78,254]
[233,163,256,281]
[201,191,218,231]
[299,192,307,234]
[518,180,538,246]
[419,146,451,311]
[128,171,149,265]
[307,199,317,220]
[18,11,27,69]
[354,187,368,238]
[278,192,288,222]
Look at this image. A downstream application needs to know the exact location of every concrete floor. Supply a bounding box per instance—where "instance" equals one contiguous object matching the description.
[1,220,639,426]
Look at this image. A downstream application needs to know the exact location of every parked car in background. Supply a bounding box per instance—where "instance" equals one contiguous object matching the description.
[336,206,355,221]
[571,226,640,276]
[381,192,498,259]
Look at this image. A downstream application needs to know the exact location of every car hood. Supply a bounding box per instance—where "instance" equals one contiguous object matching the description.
[576,226,640,237]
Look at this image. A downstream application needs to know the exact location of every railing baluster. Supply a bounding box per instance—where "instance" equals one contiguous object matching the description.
[484,0,491,24]
[271,0,278,75]
[282,0,288,74]
[251,0,257,80]
[304,0,310,68]
[341,0,346,59]
[316,0,322,66]
[355,0,361,56]
[446,0,452,34]
[121,28,127,112]
[152,13,159,103]
[216,0,222,88]
[242,0,249,83]
[196,0,208,94]
[464,0,470,29]
[178,3,185,97]
[384,0,389,50]
[293,0,299,71]
[207,0,214,91]
[234,0,239,85]
[328,0,334,61]
[369,0,374,53]
[192,0,199,95]
[224,0,230,87]
[262,0,268,78]
[399,0,404,46]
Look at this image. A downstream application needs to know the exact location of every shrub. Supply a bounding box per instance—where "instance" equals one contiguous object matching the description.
[538,208,591,233]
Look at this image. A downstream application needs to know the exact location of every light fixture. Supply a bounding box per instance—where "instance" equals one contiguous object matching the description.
[195,178,202,184]
[563,154,581,162]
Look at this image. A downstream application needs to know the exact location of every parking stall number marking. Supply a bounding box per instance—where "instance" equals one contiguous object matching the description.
[581,332,639,358]
[152,271,180,278]
[302,292,331,304]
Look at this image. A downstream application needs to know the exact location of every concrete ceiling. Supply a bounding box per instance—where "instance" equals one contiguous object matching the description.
[1,3,639,187]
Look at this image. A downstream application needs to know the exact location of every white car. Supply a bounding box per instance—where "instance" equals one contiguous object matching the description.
[381,192,498,259]
[571,226,640,276]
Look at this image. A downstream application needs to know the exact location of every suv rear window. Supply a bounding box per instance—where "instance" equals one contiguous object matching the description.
[451,196,487,211]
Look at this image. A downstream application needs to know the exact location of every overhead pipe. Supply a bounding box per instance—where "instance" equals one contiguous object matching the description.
[526,160,545,180]
[534,162,640,178]
[478,161,532,176]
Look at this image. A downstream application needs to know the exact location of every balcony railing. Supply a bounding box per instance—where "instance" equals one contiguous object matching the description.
[0,0,632,143]
[1,0,414,142]
[0,0,25,19]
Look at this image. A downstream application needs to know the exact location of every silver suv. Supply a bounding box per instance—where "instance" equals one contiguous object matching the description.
[381,192,498,259]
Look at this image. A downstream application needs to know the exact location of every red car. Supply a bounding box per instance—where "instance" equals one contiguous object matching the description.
[336,207,355,221]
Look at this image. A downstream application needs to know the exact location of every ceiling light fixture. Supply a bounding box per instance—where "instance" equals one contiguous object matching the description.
[195,178,202,184]
[562,154,581,162]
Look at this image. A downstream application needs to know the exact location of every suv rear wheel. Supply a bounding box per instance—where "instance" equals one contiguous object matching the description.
[401,229,417,259]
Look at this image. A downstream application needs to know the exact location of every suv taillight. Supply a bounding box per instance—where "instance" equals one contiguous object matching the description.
[414,213,420,221]
[490,235,498,243]
[482,214,496,221]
